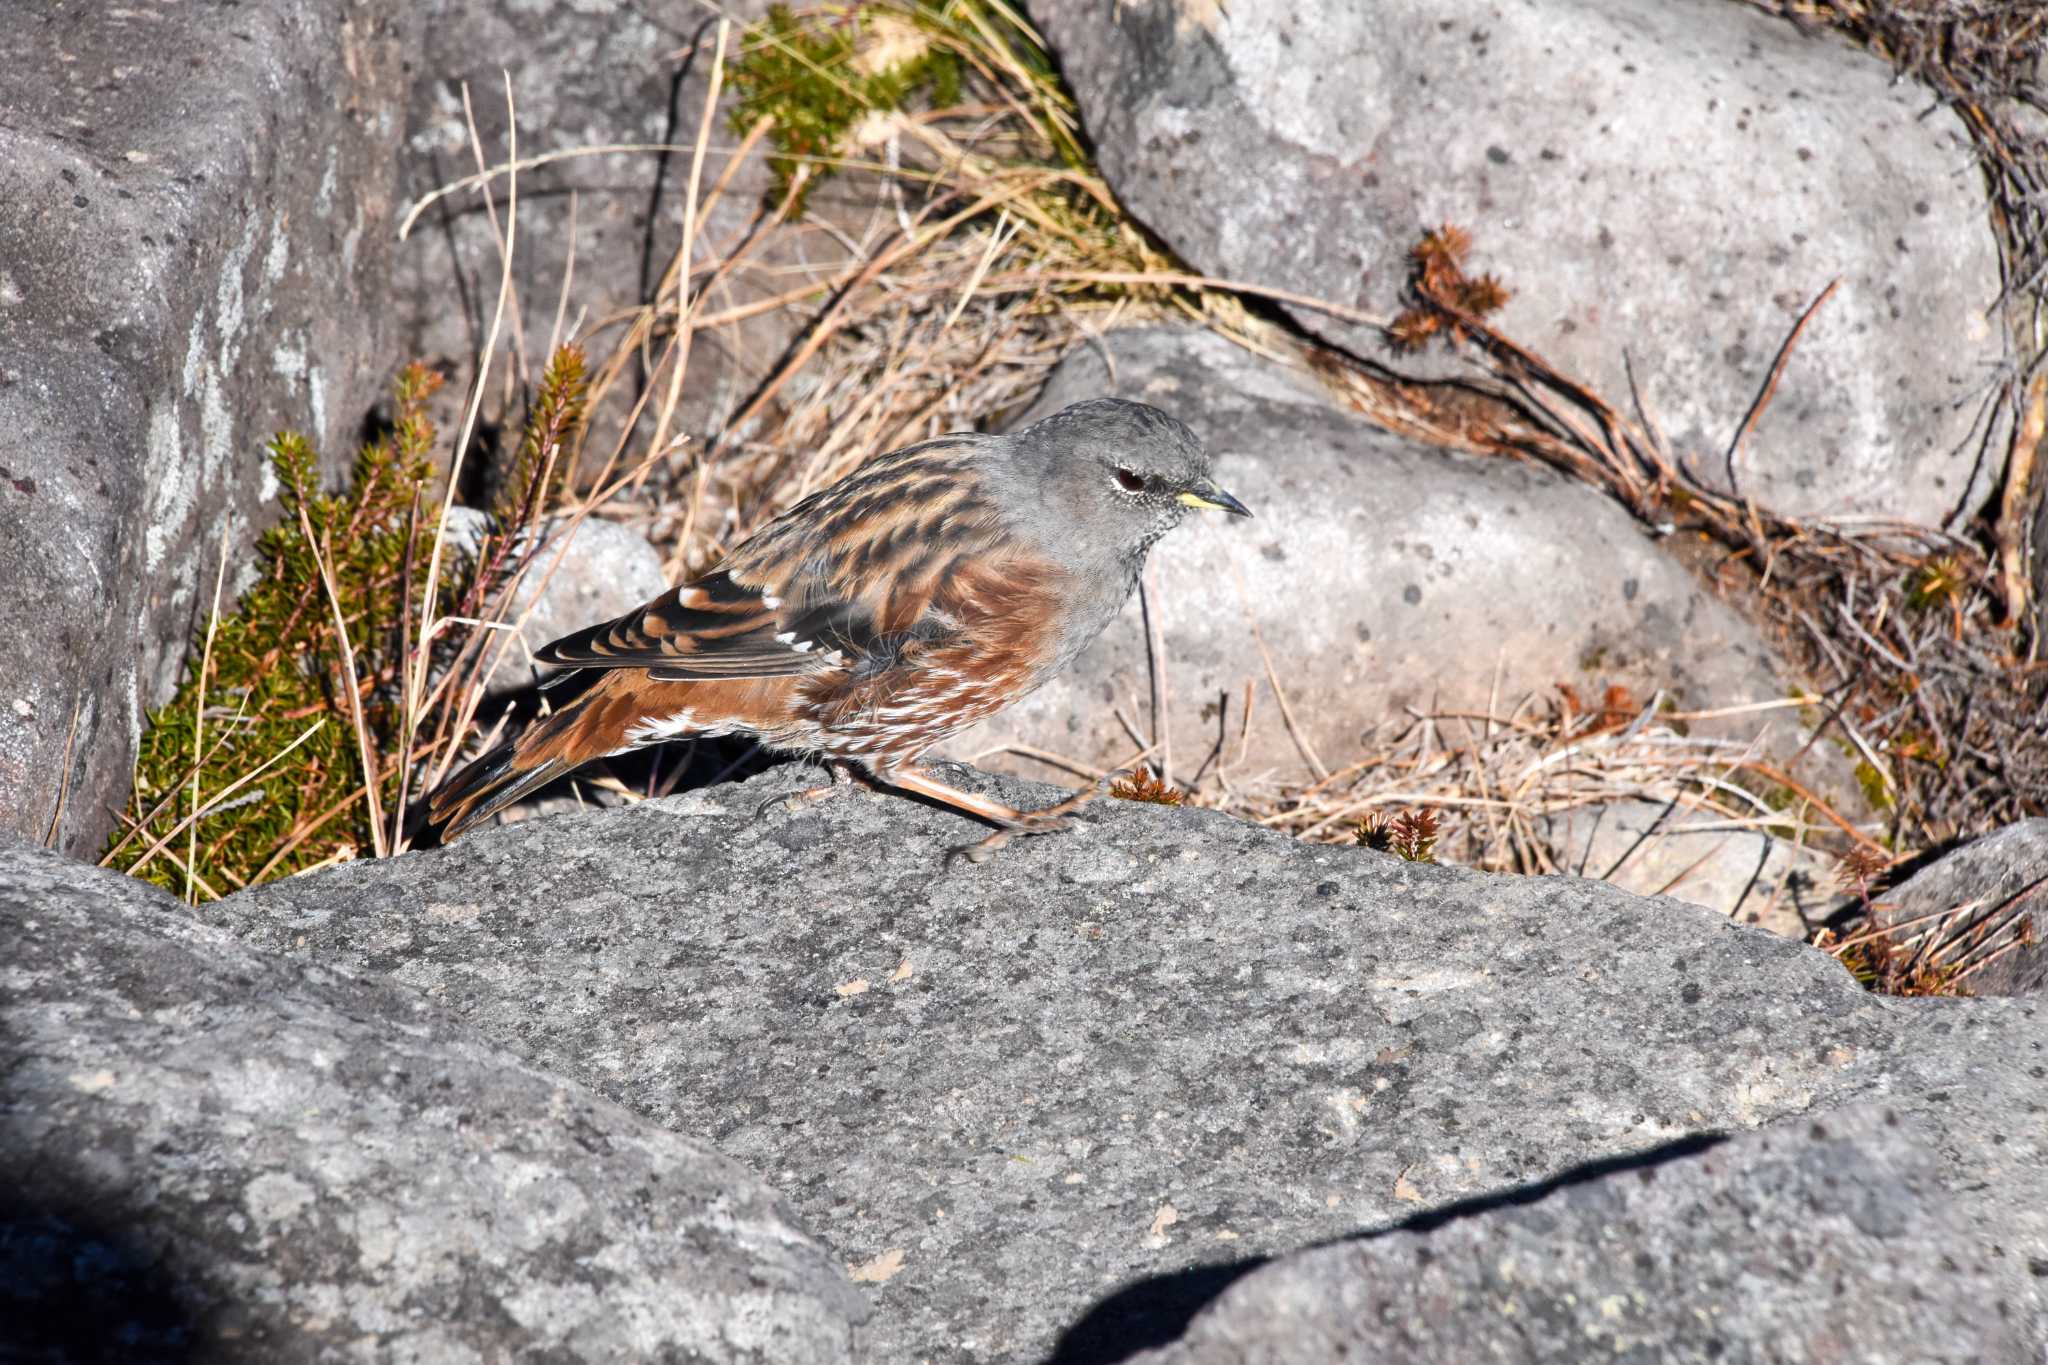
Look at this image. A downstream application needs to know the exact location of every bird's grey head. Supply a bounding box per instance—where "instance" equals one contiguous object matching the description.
[995,398,1250,571]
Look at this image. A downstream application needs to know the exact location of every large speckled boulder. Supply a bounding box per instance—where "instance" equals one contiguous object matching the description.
[1031,0,2006,529]
[0,835,864,1363]
[217,765,2048,1360]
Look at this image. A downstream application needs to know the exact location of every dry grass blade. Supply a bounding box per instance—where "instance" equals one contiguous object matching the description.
[298,504,388,859]
[188,529,232,901]
[397,142,734,240]
[412,74,521,739]
[1140,562,1173,787]
[1724,279,1840,495]
[43,693,83,848]
[123,720,327,883]
[1996,369,2046,625]
[649,17,730,466]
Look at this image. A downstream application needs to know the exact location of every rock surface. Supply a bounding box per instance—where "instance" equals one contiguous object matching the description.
[394,0,862,445]
[219,765,2048,1361]
[1873,819,2048,997]
[951,328,1792,790]
[0,834,864,1363]
[1541,796,1837,934]
[441,508,669,693]
[1031,0,2005,529]
[1122,1107,2034,1364]
[0,1,412,856]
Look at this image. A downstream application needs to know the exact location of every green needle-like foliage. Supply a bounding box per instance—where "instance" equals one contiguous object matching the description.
[109,349,591,898]
[109,365,446,895]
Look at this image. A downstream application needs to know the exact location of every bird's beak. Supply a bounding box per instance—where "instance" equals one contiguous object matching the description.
[1177,478,1253,517]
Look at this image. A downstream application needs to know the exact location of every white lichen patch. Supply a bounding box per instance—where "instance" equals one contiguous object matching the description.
[142,401,185,575]
[272,338,307,385]
[214,218,260,368]
[261,210,291,286]
[243,1170,316,1228]
[348,1201,400,1270]
[308,365,328,446]
[316,147,339,216]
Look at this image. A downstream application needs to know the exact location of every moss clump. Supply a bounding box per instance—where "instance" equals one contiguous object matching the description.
[1852,758,1895,813]
[728,4,967,212]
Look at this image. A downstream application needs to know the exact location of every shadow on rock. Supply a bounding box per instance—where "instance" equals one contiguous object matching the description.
[1048,1132,1727,1365]
[0,1196,196,1365]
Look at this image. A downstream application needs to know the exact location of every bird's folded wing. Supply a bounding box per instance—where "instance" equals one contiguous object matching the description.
[533,567,899,681]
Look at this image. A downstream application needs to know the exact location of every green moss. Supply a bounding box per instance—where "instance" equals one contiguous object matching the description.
[728,4,968,212]
[1904,554,1967,613]
[1853,759,1895,813]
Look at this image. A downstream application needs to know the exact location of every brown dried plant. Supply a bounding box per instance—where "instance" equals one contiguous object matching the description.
[1110,768,1187,807]
[1391,223,1511,351]
[1356,807,1441,863]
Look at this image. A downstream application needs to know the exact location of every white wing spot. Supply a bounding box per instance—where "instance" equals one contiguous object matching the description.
[626,708,699,745]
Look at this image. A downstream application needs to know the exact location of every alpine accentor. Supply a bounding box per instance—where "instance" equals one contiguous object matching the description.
[428,398,1249,855]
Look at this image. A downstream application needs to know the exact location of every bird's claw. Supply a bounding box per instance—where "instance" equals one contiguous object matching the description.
[754,761,859,820]
[954,778,1108,863]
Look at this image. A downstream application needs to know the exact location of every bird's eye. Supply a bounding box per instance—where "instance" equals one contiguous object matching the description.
[1113,467,1145,493]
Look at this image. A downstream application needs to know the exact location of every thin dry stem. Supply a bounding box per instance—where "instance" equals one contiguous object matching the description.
[187,527,232,902]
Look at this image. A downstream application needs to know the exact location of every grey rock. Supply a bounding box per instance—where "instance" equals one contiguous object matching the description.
[0,838,863,1363]
[1872,819,2048,996]
[219,764,2048,1362]
[1541,796,1838,934]
[0,1,412,856]
[441,507,669,692]
[951,328,1791,790]
[1123,1107,2036,1365]
[394,0,847,444]
[1031,0,2006,529]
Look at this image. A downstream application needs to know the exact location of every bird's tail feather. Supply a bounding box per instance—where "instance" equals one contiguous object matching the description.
[428,719,578,842]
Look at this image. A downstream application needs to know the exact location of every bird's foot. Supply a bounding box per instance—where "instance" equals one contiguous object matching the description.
[959,778,1109,863]
[755,760,860,820]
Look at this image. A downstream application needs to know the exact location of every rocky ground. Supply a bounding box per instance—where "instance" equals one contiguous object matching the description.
[4,0,2046,1359]
[6,766,2045,1359]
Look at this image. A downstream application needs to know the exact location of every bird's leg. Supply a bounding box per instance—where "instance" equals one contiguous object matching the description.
[754,758,857,820]
[886,764,1109,862]
[768,757,862,816]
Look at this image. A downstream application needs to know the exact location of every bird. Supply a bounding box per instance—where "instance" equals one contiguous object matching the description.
[426,397,1251,858]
